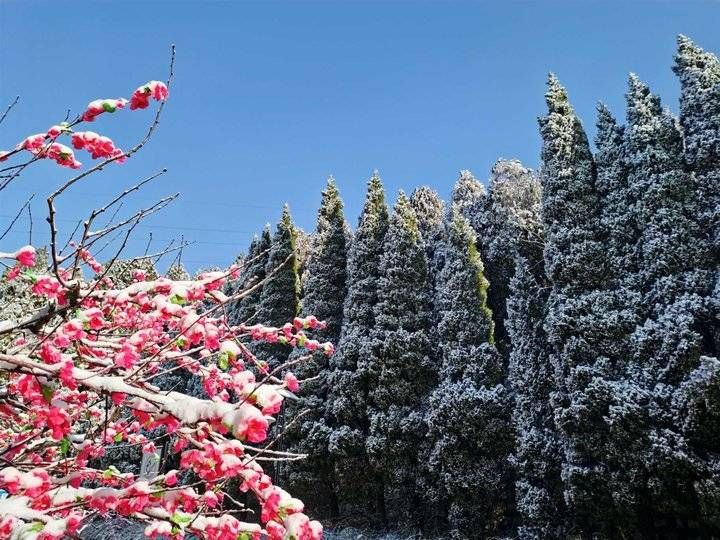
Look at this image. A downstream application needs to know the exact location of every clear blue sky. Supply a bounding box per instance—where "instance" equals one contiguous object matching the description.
[1,1,718,271]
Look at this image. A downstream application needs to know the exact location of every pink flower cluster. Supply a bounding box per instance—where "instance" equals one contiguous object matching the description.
[243,316,335,356]
[2,80,168,171]
[82,98,128,122]
[71,131,126,162]
[130,80,169,110]
[22,134,82,168]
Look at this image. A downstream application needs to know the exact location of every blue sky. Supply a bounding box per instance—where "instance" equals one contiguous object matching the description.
[1,1,718,271]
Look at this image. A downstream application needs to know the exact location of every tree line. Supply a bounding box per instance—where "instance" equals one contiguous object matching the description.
[220,36,720,538]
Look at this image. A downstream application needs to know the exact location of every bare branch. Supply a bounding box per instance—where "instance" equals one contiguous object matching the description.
[0,194,34,242]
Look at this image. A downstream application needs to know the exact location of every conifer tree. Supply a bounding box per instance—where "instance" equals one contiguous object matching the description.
[326,171,388,520]
[227,226,271,326]
[426,210,512,538]
[674,35,720,263]
[595,104,636,283]
[451,169,486,233]
[507,256,565,539]
[624,74,718,531]
[365,191,435,526]
[410,186,446,296]
[283,177,349,517]
[165,261,190,282]
[477,160,543,353]
[539,74,620,533]
[254,205,300,367]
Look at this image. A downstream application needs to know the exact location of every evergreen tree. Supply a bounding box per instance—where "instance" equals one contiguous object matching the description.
[507,256,565,539]
[410,186,446,295]
[451,169,486,233]
[477,159,543,354]
[165,261,190,282]
[227,226,271,326]
[283,177,349,518]
[624,74,718,532]
[672,39,720,527]
[365,191,435,526]
[674,35,720,263]
[408,187,446,527]
[426,210,512,538]
[539,74,622,534]
[595,104,637,283]
[254,205,300,367]
[326,171,388,521]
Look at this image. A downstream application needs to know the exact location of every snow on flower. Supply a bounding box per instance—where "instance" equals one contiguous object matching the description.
[130,81,169,110]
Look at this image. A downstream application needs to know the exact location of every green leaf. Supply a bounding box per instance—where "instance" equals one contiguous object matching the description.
[41,384,54,403]
[218,352,229,371]
[170,512,192,526]
[60,437,71,456]
[27,522,44,532]
[169,294,186,305]
[102,102,116,113]
[113,433,123,442]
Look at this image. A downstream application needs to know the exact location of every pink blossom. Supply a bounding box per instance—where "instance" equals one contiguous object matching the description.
[6,265,21,281]
[32,275,62,300]
[39,342,62,364]
[46,124,65,139]
[114,342,140,369]
[13,245,36,267]
[284,372,300,393]
[130,81,169,110]
[82,98,127,122]
[164,470,178,487]
[22,133,46,151]
[71,131,126,163]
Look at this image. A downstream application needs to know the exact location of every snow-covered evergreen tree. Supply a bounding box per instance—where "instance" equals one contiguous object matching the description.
[507,256,565,539]
[105,257,159,288]
[165,261,190,281]
[365,191,435,526]
[624,74,719,531]
[477,159,542,354]
[326,171,388,521]
[595,103,636,284]
[227,226,271,326]
[451,169,486,233]
[410,186,446,299]
[674,35,720,263]
[282,177,349,518]
[426,210,512,538]
[254,205,300,367]
[539,74,623,534]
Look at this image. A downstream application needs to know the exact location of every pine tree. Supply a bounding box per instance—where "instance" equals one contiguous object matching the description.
[595,104,637,283]
[426,210,512,538]
[410,186,446,296]
[674,35,720,263]
[227,226,271,326]
[624,74,719,532]
[539,74,622,533]
[451,169,486,233]
[165,262,190,282]
[365,191,435,526]
[254,205,300,367]
[507,256,565,539]
[477,159,543,354]
[326,171,388,521]
[671,38,720,529]
[282,177,349,518]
